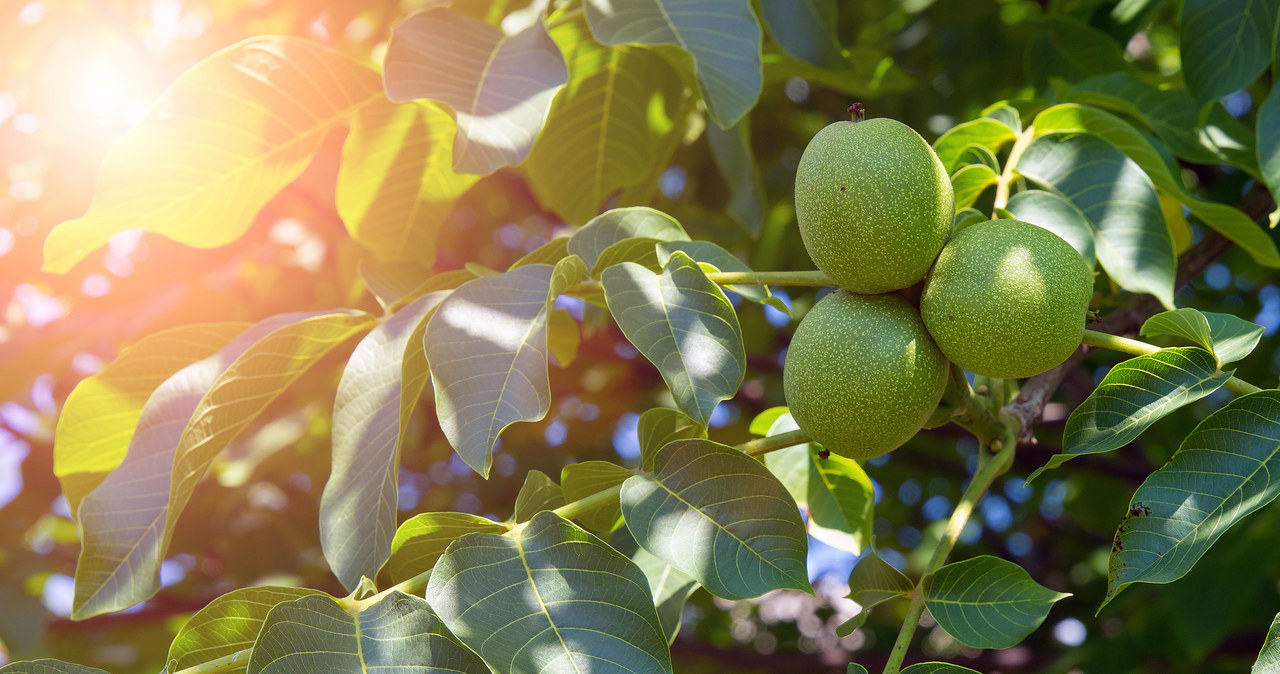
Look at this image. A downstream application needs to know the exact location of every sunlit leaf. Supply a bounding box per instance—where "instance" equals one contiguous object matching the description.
[1180,0,1277,102]
[630,545,698,645]
[583,0,763,128]
[73,311,375,619]
[0,661,109,674]
[360,265,475,313]
[1106,391,1280,605]
[1006,189,1097,268]
[54,323,248,516]
[43,37,380,273]
[747,407,789,437]
[1030,348,1231,480]
[547,308,580,368]
[424,256,587,477]
[384,513,506,584]
[1032,103,1280,268]
[561,460,633,532]
[602,252,745,426]
[1254,613,1280,674]
[426,511,673,673]
[384,7,568,175]
[567,207,690,277]
[321,292,449,591]
[247,592,486,673]
[637,407,706,472]
[932,118,1017,172]
[512,236,570,269]
[1141,308,1265,366]
[167,586,324,674]
[337,100,479,264]
[949,164,998,210]
[513,469,566,522]
[923,555,1069,649]
[1259,85,1280,206]
[621,438,811,599]
[525,18,684,225]
[656,240,786,312]
[1017,133,1176,308]
[708,119,767,236]
[758,0,842,67]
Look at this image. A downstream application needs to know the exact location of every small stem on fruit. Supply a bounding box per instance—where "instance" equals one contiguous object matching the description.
[881,424,1018,674]
[1081,329,1263,396]
[849,102,866,121]
[993,126,1035,212]
[704,270,834,286]
[739,428,813,457]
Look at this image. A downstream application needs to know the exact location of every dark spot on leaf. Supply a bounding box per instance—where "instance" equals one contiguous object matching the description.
[817,449,830,460]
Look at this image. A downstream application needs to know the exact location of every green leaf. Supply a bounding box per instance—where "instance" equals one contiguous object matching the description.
[840,545,913,632]
[513,469,566,522]
[1106,391,1280,605]
[1030,348,1231,480]
[748,407,789,436]
[630,546,699,644]
[512,236,571,269]
[901,664,982,674]
[247,592,487,673]
[637,407,706,472]
[384,513,506,584]
[568,207,690,277]
[932,118,1017,173]
[0,662,108,674]
[758,0,842,67]
[337,100,478,264]
[1254,613,1280,673]
[526,18,684,225]
[952,208,988,234]
[426,510,673,673]
[1026,17,1128,88]
[847,666,870,674]
[383,7,568,175]
[42,37,380,273]
[923,555,1069,649]
[1259,84,1280,204]
[1006,189,1098,268]
[53,322,248,516]
[547,308,580,367]
[424,256,587,477]
[708,119,768,236]
[583,0,763,128]
[359,265,475,313]
[73,311,375,619]
[656,240,783,310]
[762,414,873,554]
[621,438,811,599]
[981,101,1023,133]
[1180,0,1277,102]
[1032,103,1280,268]
[1017,133,1176,308]
[561,460,633,532]
[1141,308,1265,366]
[957,143,1001,171]
[167,586,324,674]
[322,292,449,591]
[949,164,999,210]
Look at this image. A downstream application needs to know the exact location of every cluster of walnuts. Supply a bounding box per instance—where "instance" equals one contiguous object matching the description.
[782,114,1094,461]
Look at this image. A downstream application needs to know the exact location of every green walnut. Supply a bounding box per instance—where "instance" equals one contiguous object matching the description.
[920,219,1094,379]
[794,117,954,294]
[783,291,949,461]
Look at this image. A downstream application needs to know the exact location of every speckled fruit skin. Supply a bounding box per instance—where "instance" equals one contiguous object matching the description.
[794,118,954,294]
[783,291,949,461]
[920,219,1094,379]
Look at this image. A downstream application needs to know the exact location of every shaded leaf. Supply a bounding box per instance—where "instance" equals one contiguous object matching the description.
[1106,391,1280,605]
[923,555,1069,649]
[567,206,690,276]
[708,119,767,236]
[74,311,375,619]
[621,438,811,599]
[603,252,745,426]
[952,208,988,233]
[1142,308,1265,366]
[384,7,568,175]
[1180,0,1277,102]
[1031,348,1230,480]
[248,592,486,673]
[337,100,478,264]
[43,37,380,273]
[526,18,684,225]
[847,666,870,674]
[167,586,324,674]
[1006,189,1097,268]
[1254,613,1280,674]
[1026,17,1128,88]
[837,545,913,634]
[1017,133,1176,308]
[656,240,783,310]
[630,546,699,645]
[901,664,982,674]
[758,0,842,67]
[637,407,706,472]
[0,661,109,674]
[561,460,633,532]
[385,513,506,584]
[426,511,673,673]
[932,118,1017,172]
[362,265,475,314]
[584,0,763,128]
[424,256,587,477]
[54,323,248,515]
[950,164,998,210]
[322,292,450,591]
[957,143,1000,171]
[547,308,580,368]
[1032,103,1280,268]
[513,469,566,522]
[1259,84,1280,205]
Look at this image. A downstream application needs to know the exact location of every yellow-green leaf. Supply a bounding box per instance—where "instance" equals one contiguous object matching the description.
[167,586,324,674]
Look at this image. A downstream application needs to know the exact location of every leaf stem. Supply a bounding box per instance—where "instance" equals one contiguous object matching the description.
[704,270,834,286]
[881,423,1018,674]
[553,484,623,519]
[170,650,250,674]
[738,428,813,456]
[1081,329,1262,395]
[992,126,1035,211]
